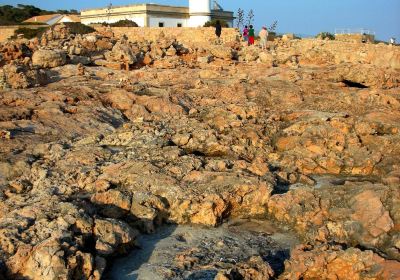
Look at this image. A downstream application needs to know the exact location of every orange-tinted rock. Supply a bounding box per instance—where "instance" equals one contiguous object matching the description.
[281,244,400,280]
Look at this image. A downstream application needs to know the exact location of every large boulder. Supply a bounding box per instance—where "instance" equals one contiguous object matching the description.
[210,45,235,60]
[241,46,260,62]
[2,63,48,89]
[281,244,400,280]
[105,42,137,64]
[68,55,91,65]
[268,183,399,260]
[259,52,277,67]
[93,218,137,256]
[32,49,67,68]
[6,239,68,280]
[0,42,32,62]
[91,189,132,218]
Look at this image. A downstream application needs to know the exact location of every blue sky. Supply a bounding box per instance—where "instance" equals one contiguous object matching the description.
[1,0,399,40]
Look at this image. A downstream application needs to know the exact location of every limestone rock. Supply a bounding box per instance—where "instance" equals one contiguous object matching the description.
[105,42,137,64]
[0,26,400,280]
[2,63,47,89]
[281,244,400,280]
[94,218,137,256]
[210,45,235,60]
[32,49,67,68]
[259,52,276,67]
[69,55,91,65]
[91,189,132,218]
[8,238,69,280]
[197,55,214,64]
[268,183,399,259]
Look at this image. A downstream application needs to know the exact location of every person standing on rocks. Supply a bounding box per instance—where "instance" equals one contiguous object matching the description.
[215,20,222,44]
[243,25,249,43]
[259,26,269,50]
[362,33,367,43]
[248,25,255,45]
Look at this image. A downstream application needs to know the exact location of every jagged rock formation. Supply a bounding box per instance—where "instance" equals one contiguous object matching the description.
[0,24,399,279]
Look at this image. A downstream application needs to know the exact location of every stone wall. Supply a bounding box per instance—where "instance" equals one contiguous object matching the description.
[94,26,240,45]
[289,39,400,70]
[0,25,48,42]
[0,26,18,42]
[335,34,375,43]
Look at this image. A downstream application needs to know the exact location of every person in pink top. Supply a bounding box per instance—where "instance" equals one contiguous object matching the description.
[242,25,249,43]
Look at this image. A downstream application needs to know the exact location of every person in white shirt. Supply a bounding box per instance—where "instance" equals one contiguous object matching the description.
[259,26,269,50]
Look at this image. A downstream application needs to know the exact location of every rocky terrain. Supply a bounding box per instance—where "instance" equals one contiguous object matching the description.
[0,23,399,279]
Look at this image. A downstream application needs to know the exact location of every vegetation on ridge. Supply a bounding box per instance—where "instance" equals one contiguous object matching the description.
[13,22,95,39]
[102,20,139,28]
[0,4,78,25]
[204,19,229,28]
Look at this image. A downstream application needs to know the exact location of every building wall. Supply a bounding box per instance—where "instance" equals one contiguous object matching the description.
[188,15,211,27]
[81,3,233,28]
[59,17,74,23]
[82,13,146,26]
[188,0,211,27]
[189,0,211,14]
[0,27,18,42]
[148,16,187,28]
[81,4,188,27]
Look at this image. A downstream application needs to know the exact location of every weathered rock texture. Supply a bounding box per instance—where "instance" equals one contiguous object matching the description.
[0,24,399,279]
[280,244,400,280]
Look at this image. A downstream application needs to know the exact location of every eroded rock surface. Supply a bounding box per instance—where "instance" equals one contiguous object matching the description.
[108,221,295,280]
[280,244,400,280]
[0,25,399,279]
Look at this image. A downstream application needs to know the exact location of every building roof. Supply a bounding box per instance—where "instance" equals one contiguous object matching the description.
[23,14,62,24]
[80,4,191,19]
[80,3,234,20]
[57,14,81,23]
[81,3,187,12]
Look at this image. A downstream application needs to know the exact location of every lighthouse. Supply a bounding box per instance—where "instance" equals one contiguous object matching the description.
[188,0,212,27]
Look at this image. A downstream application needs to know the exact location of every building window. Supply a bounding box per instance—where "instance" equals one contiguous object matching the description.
[177,23,182,27]
[159,22,164,27]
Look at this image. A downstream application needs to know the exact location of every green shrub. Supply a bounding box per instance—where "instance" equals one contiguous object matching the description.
[0,4,54,25]
[204,19,229,28]
[108,20,139,27]
[62,22,95,35]
[316,32,335,40]
[12,27,47,39]
[12,23,95,40]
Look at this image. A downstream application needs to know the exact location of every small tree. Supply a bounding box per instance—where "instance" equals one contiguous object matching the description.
[236,8,244,29]
[246,9,254,26]
[109,19,138,27]
[61,22,95,35]
[12,27,47,39]
[269,20,278,32]
[316,32,335,40]
[204,19,229,28]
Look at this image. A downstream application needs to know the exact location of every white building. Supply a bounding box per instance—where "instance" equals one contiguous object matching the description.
[80,0,234,28]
